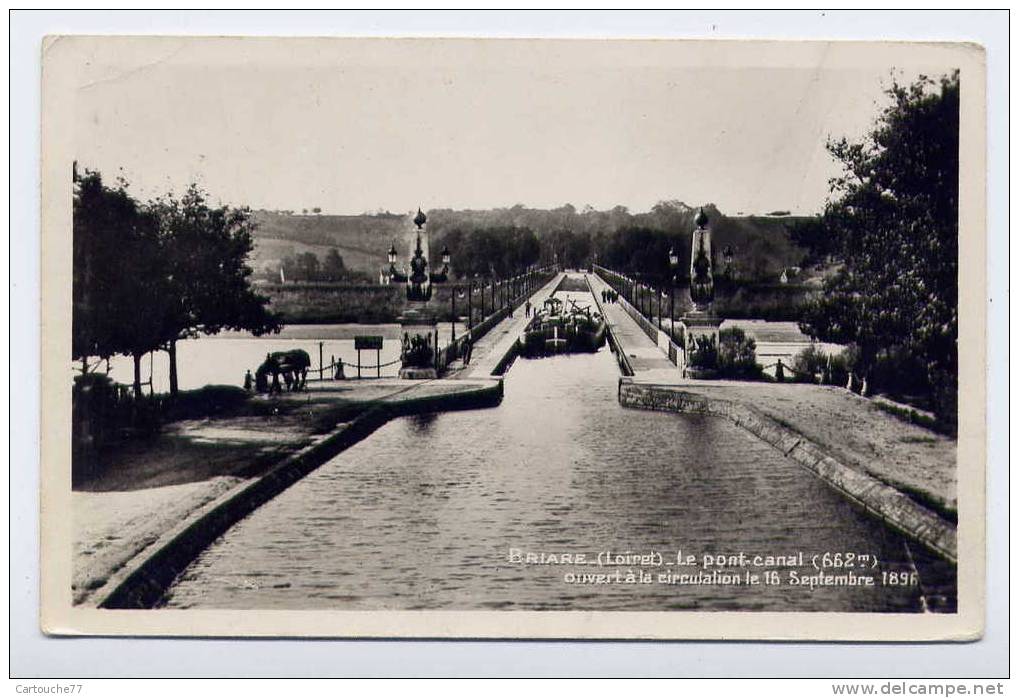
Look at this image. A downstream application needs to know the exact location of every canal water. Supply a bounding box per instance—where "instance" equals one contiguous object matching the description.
[163,292,954,612]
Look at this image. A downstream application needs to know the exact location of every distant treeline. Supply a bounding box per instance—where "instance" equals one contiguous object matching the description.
[427,201,816,284]
[248,202,822,285]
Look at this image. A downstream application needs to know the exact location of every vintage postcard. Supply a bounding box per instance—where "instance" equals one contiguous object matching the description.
[40,36,986,639]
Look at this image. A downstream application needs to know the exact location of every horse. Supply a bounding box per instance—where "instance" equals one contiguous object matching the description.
[254,349,311,393]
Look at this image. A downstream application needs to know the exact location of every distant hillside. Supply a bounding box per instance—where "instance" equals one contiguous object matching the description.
[248,204,818,283]
[248,211,410,280]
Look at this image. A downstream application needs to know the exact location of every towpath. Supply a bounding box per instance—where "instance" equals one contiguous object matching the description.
[586,273,680,382]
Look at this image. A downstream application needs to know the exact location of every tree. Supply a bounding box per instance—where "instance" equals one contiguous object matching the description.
[788,215,837,265]
[151,185,281,395]
[322,248,346,281]
[436,226,539,279]
[295,251,321,281]
[799,71,959,424]
[73,170,163,396]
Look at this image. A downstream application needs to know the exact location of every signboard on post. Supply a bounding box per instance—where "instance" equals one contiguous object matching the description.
[354,336,384,378]
[354,336,384,351]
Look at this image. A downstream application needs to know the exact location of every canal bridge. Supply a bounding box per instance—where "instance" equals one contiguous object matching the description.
[97,270,957,614]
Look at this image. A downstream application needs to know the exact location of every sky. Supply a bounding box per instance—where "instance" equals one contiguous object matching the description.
[70,38,953,216]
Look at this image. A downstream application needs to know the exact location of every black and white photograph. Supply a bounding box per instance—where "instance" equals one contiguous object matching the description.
[38,35,986,640]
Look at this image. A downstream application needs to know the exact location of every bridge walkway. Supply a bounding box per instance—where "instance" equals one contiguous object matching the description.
[452,272,565,379]
[585,273,682,384]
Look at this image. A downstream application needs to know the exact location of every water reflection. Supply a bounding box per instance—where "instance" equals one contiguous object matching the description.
[407,412,440,433]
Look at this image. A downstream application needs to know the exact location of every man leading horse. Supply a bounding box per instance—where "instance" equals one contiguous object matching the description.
[254,349,311,393]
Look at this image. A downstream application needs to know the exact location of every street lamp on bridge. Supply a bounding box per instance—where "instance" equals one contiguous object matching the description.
[382,208,453,379]
[722,245,736,281]
[382,208,450,302]
[450,284,467,343]
[668,244,680,339]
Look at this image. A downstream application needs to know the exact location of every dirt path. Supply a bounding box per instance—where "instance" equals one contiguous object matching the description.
[73,476,245,605]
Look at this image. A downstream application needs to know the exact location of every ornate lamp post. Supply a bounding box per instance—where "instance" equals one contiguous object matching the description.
[661,287,670,333]
[451,284,466,343]
[722,245,736,283]
[479,277,486,320]
[668,245,680,339]
[656,283,663,330]
[380,208,454,378]
[383,208,450,302]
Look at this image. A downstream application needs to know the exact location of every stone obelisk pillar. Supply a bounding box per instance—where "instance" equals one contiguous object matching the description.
[681,208,723,378]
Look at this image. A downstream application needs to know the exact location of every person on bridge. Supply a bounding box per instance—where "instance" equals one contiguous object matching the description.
[243,369,253,392]
[334,357,345,380]
[525,300,531,317]
[463,332,473,365]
